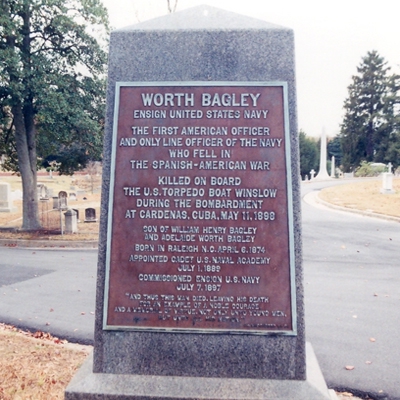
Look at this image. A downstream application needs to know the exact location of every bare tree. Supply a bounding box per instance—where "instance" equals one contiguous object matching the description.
[167,0,178,13]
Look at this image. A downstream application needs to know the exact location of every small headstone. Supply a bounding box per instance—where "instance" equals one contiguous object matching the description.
[37,183,48,200]
[52,196,59,210]
[64,209,78,234]
[11,189,22,201]
[381,172,395,194]
[0,182,16,212]
[58,191,68,210]
[344,172,354,178]
[84,207,97,222]
[69,192,77,201]
[73,208,80,222]
[310,169,316,180]
[387,162,393,174]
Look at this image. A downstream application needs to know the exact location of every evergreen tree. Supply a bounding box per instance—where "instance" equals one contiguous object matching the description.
[299,130,319,179]
[340,51,397,171]
[327,136,343,167]
[0,0,109,230]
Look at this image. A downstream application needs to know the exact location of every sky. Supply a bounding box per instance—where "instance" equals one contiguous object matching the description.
[101,0,400,138]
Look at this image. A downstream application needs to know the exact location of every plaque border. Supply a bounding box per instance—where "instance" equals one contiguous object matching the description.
[103,81,297,336]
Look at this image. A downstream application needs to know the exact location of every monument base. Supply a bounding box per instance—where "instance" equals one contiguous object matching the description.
[65,343,337,400]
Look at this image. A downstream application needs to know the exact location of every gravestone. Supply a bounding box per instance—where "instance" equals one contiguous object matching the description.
[64,209,78,234]
[0,182,15,212]
[66,5,335,400]
[58,191,68,209]
[331,156,336,178]
[84,207,97,222]
[37,183,48,200]
[52,196,59,210]
[69,192,77,201]
[73,208,80,222]
[381,163,395,194]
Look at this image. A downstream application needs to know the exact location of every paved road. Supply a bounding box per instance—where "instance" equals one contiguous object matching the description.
[1,178,399,399]
[302,179,400,400]
[0,248,97,344]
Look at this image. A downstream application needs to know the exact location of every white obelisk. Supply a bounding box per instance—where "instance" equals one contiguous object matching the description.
[315,127,331,180]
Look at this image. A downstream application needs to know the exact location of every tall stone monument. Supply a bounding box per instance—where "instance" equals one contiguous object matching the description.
[66,5,335,399]
[315,128,331,180]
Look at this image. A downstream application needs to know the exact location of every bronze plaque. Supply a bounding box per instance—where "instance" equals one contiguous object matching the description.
[104,82,296,334]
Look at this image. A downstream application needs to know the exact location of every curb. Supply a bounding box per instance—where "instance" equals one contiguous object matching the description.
[0,238,98,250]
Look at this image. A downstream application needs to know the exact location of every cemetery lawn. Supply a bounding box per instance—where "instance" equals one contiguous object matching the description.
[0,173,100,242]
[318,178,400,219]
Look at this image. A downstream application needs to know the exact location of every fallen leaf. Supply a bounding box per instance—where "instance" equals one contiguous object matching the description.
[345,365,355,370]
[365,361,372,365]
[352,315,357,318]
[373,293,378,296]
[81,312,86,315]
[370,338,376,342]
[49,308,54,312]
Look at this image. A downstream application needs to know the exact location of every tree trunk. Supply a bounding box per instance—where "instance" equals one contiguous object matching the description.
[12,104,41,231]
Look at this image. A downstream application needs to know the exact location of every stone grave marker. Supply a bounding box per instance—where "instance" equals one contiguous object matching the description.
[84,207,97,222]
[381,162,395,194]
[69,192,77,201]
[52,196,59,210]
[0,182,15,212]
[64,209,78,234]
[66,5,335,400]
[331,155,336,178]
[73,208,80,222]
[58,191,68,209]
[37,183,48,200]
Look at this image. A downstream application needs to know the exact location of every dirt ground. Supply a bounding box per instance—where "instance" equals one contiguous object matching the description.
[0,177,392,399]
[0,323,367,400]
[0,323,91,399]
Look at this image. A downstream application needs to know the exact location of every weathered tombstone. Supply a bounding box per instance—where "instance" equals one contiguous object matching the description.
[64,209,78,234]
[37,183,48,200]
[12,189,22,201]
[58,191,68,209]
[381,163,395,194]
[331,155,336,178]
[0,182,15,212]
[69,192,77,201]
[310,169,316,180]
[66,5,334,399]
[84,207,97,222]
[73,208,80,222]
[52,196,59,210]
